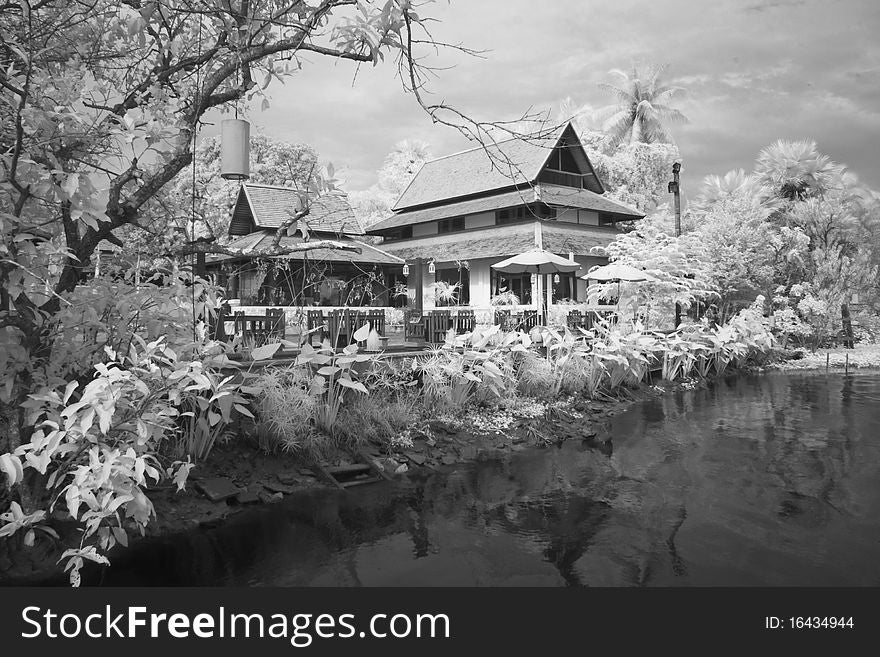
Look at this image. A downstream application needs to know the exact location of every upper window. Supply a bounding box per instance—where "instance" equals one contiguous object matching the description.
[545,141,580,174]
[383,226,413,241]
[437,216,465,234]
[496,204,556,225]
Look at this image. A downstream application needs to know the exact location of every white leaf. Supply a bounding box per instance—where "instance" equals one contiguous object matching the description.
[251,343,281,361]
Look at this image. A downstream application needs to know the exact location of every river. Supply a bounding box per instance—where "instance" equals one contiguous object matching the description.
[90,371,880,586]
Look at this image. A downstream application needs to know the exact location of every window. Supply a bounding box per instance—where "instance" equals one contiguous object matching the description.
[598,213,616,226]
[434,266,470,306]
[495,204,556,225]
[384,226,413,241]
[491,270,532,304]
[437,216,465,234]
[552,272,578,302]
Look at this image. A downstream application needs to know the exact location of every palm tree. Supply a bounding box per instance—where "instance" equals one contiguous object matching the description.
[754,139,846,202]
[598,64,688,149]
[693,169,773,211]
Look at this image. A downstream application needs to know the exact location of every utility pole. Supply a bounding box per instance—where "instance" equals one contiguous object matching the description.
[669,162,682,327]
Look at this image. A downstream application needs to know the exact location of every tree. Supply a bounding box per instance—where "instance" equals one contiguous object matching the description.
[755,139,845,202]
[692,169,771,212]
[555,96,681,214]
[597,64,688,149]
[590,141,682,214]
[593,213,718,329]
[2,0,552,574]
[349,138,431,227]
[155,133,320,247]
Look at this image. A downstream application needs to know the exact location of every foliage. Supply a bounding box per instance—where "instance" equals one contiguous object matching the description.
[592,216,718,327]
[591,141,682,214]
[0,335,240,584]
[597,63,688,148]
[415,325,524,409]
[349,139,432,227]
[250,366,318,454]
[155,134,320,248]
[293,324,374,440]
[490,291,521,306]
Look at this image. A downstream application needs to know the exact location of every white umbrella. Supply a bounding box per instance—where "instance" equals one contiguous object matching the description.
[492,248,582,275]
[492,248,581,324]
[581,263,658,318]
[580,263,658,282]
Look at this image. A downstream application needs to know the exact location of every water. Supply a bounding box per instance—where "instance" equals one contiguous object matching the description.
[95,372,880,586]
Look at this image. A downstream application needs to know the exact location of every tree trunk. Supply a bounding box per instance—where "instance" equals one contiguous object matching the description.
[841,302,855,349]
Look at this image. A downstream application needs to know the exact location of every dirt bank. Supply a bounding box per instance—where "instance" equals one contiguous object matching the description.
[0,378,701,586]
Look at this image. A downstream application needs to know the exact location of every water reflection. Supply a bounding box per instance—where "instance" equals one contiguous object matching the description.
[86,372,880,587]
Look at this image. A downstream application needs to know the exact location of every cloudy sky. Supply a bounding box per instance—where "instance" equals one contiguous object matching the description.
[232,0,880,198]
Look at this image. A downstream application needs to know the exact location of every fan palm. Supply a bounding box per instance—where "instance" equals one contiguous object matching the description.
[598,64,688,148]
[754,139,846,202]
[692,169,774,212]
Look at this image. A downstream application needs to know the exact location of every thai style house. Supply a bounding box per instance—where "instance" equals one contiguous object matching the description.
[208,183,404,308]
[366,122,644,312]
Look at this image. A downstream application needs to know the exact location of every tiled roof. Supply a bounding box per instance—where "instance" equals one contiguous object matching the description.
[540,223,621,256]
[368,182,643,233]
[369,187,541,232]
[214,230,402,265]
[393,126,568,211]
[378,223,538,263]
[538,184,644,219]
[239,184,364,235]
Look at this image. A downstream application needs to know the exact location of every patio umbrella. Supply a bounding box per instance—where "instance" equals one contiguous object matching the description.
[492,248,581,324]
[580,263,658,283]
[581,263,658,321]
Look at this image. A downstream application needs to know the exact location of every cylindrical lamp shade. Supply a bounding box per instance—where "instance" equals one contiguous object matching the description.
[220,119,250,180]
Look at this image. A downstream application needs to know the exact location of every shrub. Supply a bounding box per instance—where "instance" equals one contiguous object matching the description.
[0,336,239,584]
[250,366,317,454]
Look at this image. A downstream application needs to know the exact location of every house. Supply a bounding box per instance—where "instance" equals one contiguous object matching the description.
[366,122,645,311]
[208,183,404,307]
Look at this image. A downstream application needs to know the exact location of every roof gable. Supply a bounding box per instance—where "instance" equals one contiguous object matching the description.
[392,122,604,211]
[228,184,363,236]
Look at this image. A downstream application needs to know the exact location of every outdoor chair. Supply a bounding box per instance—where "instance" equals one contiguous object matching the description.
[426,310,452,344]
[366,309,386,336]
[404,310,425,342]
[306,310,326,345]
[454,309,475,334]
[493,309,510,327]
[233,311,277,348]
[519,310,539,331]
[266,308,286,341]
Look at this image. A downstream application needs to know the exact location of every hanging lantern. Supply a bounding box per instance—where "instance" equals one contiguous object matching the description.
[220,118,250,180]
[428,260,436,274]
[402,263,410,276]
[553,273,560,284]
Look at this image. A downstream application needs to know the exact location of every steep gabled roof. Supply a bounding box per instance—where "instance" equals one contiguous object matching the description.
[537,185,643,218]
[377,223,539,263]
[367,183,643,233]
[369,187,540,232]
[392,122,603,211]
[229,184,363,236]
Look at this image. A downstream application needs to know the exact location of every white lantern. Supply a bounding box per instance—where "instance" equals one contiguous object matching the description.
[220,118,250,180]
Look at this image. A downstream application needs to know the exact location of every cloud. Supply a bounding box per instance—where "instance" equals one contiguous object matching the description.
[233,0,880,194]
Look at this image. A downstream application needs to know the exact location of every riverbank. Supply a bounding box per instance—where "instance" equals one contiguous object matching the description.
[763,343,880,371]
[3,376,693,585]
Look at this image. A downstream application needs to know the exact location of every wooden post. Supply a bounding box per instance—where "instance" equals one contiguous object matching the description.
[826,352,830,373]
[413,257,424,314]
[845,352,849,374]
[670,162,682,328]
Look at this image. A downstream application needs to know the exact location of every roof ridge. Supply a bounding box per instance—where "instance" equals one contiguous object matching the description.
[418,123,567,167]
